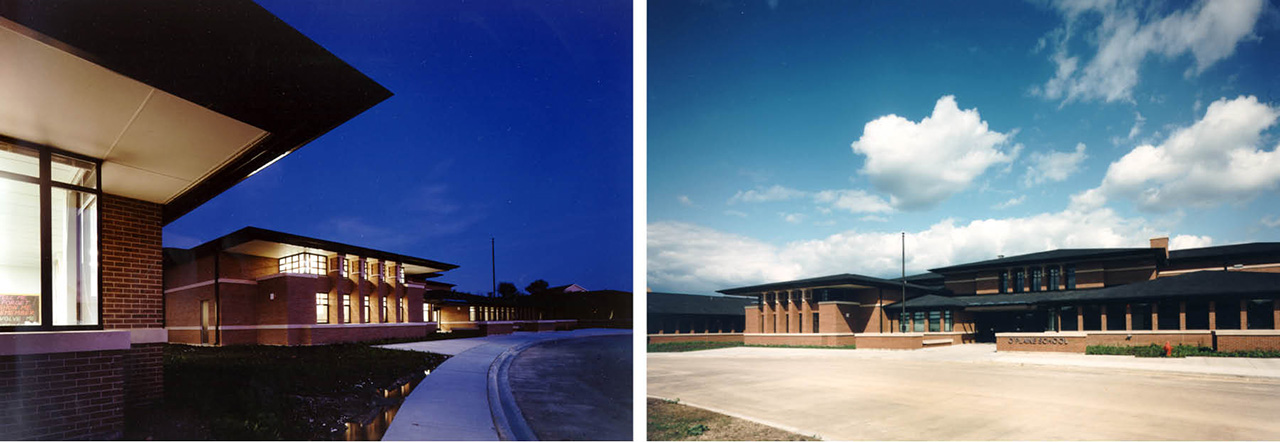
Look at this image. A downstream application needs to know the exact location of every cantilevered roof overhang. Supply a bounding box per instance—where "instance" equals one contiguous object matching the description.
[179,227,458,277]
[899,270,1280,310]
[928,248,1161,274]
[0,0,391,224]
[718,273,936,295]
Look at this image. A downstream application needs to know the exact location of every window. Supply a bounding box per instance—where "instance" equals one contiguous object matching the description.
[1013,269,1025,293]
[1186,301,1210,330]
[1,140,102,329]
[362,296,370,323]
[1031,268,1042,292]
[784,314,789,332]
[899,311,909,332]
[316,293,329,324]
[943,310,953,332]
[399,297,406,323]
[381,297,388,322]
[999,271,1009,294]
[397,265,405,284]
[369,261,380,280]
[1131,303,1151,330]
[812,312,819,333]
[913,311,925,332]
[469,306,477,322]
[423,303,433,322]
[334,257,347,278]
[1048,267,1060,291]
[342,295,351,323]
[355,260,365,279]
[1216,300,1241,330]
[928,311,940,332]
[1158,302,1180,330]
[279,252,327,275]
[1247,299,1274,330]
[1065,264,1076,290]
[1059,305,1077,331]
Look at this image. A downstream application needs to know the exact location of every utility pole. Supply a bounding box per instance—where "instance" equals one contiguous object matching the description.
[901,231,906,333]
[491,237,496,298]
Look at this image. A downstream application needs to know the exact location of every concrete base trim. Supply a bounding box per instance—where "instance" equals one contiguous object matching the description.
[647,332,743,337]
[167,322,429,331]
[0,330,131,356]
[745,333,856,337]
[1215,330,1280,336]
[129,328,169,344]
[1086,330,1212,335]
[1001,332,1089,338]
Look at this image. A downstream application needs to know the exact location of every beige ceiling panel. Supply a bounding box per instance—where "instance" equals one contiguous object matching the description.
[108,90,267,182]
[225,240,335,259]
[101,161,190,203]
[0,24,152,159]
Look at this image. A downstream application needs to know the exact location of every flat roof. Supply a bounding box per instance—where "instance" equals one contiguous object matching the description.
[0,0,391,224]
[900,270,1280,309]
[173,226,457,276]
[928,248,1159,274]
[719,273,935,295]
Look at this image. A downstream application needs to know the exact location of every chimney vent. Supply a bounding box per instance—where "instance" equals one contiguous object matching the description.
[1150,237,1169,259]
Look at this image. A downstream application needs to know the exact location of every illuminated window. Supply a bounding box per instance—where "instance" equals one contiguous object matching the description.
[279,252,327,275]
[342,295,351,323]
[336,257,348,278]
[397,265,405,284]
[469,306,477,321]
[399,298,406,323]
[316,293,329,324]
[362,296,370,323]
[381,297,388,322]
[1,141,101,329]
[385,263,396,281]
[369,261,380,280]
[423,303,432,322]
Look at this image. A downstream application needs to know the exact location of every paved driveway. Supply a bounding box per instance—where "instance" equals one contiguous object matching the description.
[648,345,1280,440]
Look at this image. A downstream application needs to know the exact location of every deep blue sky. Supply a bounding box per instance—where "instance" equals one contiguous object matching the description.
[163,0,632,294]
[649,0,1280,293]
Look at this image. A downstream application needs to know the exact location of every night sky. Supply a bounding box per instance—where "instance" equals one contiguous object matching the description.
[162,0,633,295]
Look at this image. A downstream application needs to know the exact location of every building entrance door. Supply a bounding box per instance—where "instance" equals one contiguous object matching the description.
[200,300,210,345]
[973,308,1049,342]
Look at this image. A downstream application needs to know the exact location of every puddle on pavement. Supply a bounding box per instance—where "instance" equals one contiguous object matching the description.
[343,370,430,441]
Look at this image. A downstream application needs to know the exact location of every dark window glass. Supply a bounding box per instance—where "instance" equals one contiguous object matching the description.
[1216,300,1241,329]
[928,311,941,332]
[1248,299,1275,330]
[1059,305,1078,331]
[999,271,1009,294]
[1186,301,1210,330]
[944,310,953,332]
[1158,302,1181,330]
[1065,265,1076,289]
[1013,269,1025,293]
[1031,268,1043,292]
[1104,303,1126,331]
[1131,303,1151,330]
[899,311,909,333]
[1048,267,1060,291]
[812,312,819,333]
[913,311,925,332]
[1082,304,1102,331]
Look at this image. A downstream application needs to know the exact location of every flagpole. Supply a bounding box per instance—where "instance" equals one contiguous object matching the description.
[901,231,906,332]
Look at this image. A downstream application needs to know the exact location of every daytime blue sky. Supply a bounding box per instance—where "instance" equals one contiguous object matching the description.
[648,0,1280,294]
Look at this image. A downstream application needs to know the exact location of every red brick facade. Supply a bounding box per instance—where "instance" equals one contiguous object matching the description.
[0,350,126,440]
[102,195,164,330]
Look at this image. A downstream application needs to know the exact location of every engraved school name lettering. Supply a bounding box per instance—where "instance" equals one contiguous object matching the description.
[1006,336,1069,345]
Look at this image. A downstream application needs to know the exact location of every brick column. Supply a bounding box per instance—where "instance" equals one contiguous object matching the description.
[102,195,164,417]
[1100,305,1107,331]
[1241,299,1249,330]
[1151,302,1159,331]
[1274,299,1279,330]
[1125,304,1132,331]
[1209,301,1217,330]
[1179,301,1187,330]
[1078,305,1085,331]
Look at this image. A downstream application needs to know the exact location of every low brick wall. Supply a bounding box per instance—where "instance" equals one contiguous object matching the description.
[856,333,924,350]
[307,324,434,344]
[478,322,515,335]
[516,321,558,332]
[647,333,743,344]
[553,320,578,331]
[0,349,126,440]
[1215,330,1280,352]
[996,332,1089,353]
[123,343,164,411]
[744,333,856,347]
[1086,330,1212,348]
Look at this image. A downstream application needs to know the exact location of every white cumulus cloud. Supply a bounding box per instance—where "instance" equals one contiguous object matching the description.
[1023,143,1088,186]
[993,196,1026,210]
[648,206,1194,293]
[1169,235,1213,250]
[812,189,894,214]
[1036,0,1264,104]
[1073,95,1280,212]
[677,195,695,207]
[851,95,1019,210]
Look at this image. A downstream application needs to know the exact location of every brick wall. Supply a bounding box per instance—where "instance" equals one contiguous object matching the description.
[123,343,163,409]
[0,350,125,440]
[101,195,164,330]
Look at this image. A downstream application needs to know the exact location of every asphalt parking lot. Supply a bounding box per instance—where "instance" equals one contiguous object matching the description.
[648,345,1280,440]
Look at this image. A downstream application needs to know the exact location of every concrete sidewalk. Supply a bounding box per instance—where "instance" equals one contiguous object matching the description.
[378,329,631,441]
[665,344,1280,379]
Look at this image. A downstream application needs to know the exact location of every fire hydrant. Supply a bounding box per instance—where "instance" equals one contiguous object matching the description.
[1164,341,1173,357]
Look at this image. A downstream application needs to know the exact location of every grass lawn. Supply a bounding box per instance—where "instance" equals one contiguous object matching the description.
[648,341,858,352]
[647,398,819,441]
[1086,344,1280,358]
[124,341,450,440]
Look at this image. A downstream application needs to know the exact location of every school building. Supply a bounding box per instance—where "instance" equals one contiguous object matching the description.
[725,238,1280,352]
[0,1,389,438]
[163,227,458,346]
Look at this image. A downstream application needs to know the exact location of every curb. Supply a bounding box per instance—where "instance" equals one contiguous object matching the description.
[487,330,631,441]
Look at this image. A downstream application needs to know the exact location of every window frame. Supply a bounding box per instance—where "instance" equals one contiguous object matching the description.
[316,293,330,324]
[0,135,103,332]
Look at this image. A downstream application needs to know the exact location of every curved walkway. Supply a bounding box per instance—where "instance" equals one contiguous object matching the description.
[507,334,632,440]
[378,328,631,441]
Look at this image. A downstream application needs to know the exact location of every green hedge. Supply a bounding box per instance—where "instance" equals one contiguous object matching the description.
[647,341,745,352]
[1086,344,1280,358]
